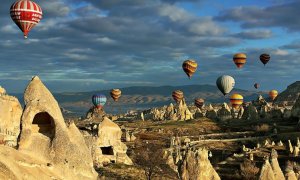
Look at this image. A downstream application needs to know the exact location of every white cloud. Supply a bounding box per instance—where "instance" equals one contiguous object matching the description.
[95,37,116,44]
[1,25,18,34]
[273,49,289,55]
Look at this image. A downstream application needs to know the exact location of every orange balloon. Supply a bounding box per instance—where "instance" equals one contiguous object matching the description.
[269,90,278,101]
[194,98,205,108]
[172,90,184,103]
[110,89,122,102]
[233,53,247,69]
[182,59,197,79]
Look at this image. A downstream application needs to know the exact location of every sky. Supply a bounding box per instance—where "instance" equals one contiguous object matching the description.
[0,0,299,93]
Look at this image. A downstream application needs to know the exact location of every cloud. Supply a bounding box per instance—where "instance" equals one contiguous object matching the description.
[215,1,300,32]
[232,29,273,39]
[0,0,298,93]
[39,0,70,17]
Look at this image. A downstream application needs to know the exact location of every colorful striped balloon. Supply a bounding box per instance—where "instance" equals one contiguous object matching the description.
[10,0,43,38]
[260,54,270,66]
[110,89,122,102]
[182,59,198,79]
[194,98,205,109]
[233,53,247,68]
[216,75,235,96]
[92,94,107,109]
[172,90,184,103]
[269,90,278,101]
[230,94,243,109]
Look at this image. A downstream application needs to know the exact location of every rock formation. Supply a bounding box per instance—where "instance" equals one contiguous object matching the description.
[270,149,285,180]
[164,103,176,120]
[231,106,244,119]
[176,99,193,121]
[283,108,292,119]
[10,76,97,179]
[284,161,297,180]
[259,158,275,180]
[194,108,205,119]
[217,103,231,121]
[86,106,105,122]
[206,105,217,120]
[0,88,22,147]
[178,148,220,180]
[292,96,300,120]
[0,86,6,95]
[94,117,132,166]
[242,104,259,120]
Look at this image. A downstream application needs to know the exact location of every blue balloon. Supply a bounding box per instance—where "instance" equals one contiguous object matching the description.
[92,94,107,109]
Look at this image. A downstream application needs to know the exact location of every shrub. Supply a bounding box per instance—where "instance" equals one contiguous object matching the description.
[240,159,260,180]
[255,124,270,133]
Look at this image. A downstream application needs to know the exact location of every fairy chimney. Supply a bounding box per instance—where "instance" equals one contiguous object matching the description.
[179,148,220,180]
[18,76,97,179]
[95,117,132,165]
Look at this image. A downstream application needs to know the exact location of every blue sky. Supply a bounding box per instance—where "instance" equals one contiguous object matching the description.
[0,0,299,93]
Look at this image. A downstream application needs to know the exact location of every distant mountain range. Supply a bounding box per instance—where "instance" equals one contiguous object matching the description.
[13,82,299,117]
[13,84,268,117]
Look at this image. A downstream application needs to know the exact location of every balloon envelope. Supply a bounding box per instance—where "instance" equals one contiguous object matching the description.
[233,53,246,68]
[216,75,235,96]
[10,0,43,38]
[92,94,107,109]
[110,89,122,102]
[230,94,243,109]
[172,90,184,103]
[269,90,278,101]
[260,54,270,66]
[254,83,259,89]
[194,98,205,109]
[182,59,197,79]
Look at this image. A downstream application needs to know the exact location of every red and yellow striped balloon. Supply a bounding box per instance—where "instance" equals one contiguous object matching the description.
[269,90,278,101]
[182,59,198,79]
[110,89,122,102]
[233,53,247,69]
[10,0,43,38]
[194,98,205,108]
[172,90,184,103]
[230,94,244,109]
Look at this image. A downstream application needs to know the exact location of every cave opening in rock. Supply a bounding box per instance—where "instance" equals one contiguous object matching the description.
[101,146,114,155]
[32,112,55,138]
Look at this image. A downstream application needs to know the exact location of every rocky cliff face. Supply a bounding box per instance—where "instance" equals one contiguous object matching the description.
[179,148,220,180]
[0,90,22,147]
[292,96,300,120]
[276,81,300,102]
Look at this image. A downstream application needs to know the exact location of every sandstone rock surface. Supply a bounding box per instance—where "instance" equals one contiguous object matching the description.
[0,92,22,147]
[179,148,220,180]
[18,76,97,180]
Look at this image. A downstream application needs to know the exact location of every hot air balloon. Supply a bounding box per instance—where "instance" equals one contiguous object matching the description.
[194,98,205,109]
[260,54,270,66]
[230,94,243,109]
[10,0,43,39]
[92,94,107,109]
[254,83,259,89]
[182,59,198,79]
[110,89,122,102]
[269,90,278,101]
[172,90,184,103]
[216,75,235,96]
[233,53,247,68]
